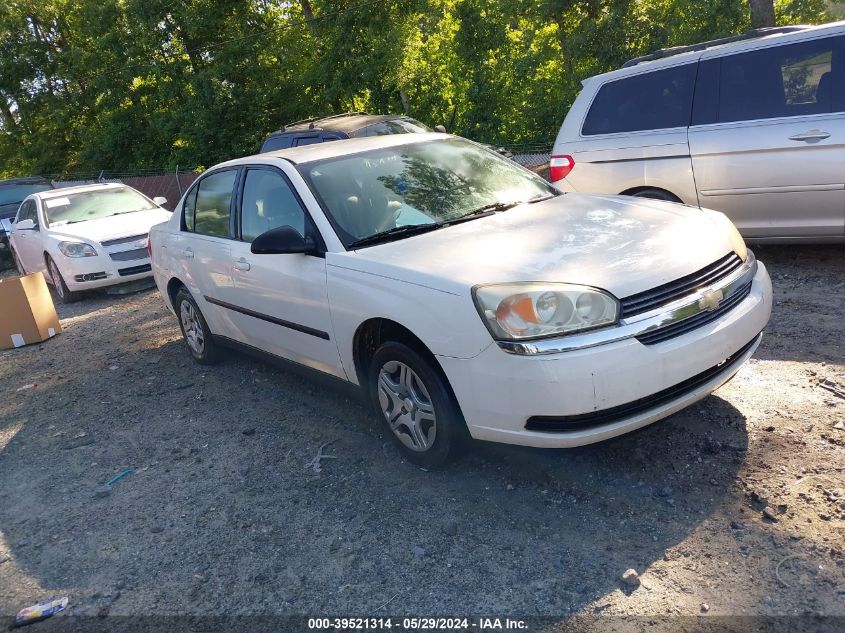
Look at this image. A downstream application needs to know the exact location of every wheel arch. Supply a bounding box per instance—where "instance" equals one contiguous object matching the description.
[618,186,683,202]
[352,317,444,389]
[166,277,187,310]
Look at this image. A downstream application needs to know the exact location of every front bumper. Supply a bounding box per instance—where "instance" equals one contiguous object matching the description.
[437,261,772,448]
[59,253,153,291]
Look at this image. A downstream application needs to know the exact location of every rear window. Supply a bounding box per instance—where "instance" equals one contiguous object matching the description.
[582,63,698,135]
[260,136,292,152]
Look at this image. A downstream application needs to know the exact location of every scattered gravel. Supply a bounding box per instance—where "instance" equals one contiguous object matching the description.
[0,245,843,620]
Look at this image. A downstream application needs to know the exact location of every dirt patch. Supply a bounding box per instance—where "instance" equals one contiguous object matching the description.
[0,246,842,623]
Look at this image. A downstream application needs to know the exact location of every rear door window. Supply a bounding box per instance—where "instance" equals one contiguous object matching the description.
[582,63,698,135]
[717,36,842,123]
[193,170,237,238]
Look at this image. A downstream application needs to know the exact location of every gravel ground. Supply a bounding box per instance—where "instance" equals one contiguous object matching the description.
[0,245,843,629]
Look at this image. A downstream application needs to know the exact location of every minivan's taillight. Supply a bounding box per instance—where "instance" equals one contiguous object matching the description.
[147,233,152,259]
[549,155,575,182]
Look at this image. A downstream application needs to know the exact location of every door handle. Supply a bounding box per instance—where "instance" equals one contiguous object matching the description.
[788,130,830,143]
[233,257,251,271]
[182,248,194,259]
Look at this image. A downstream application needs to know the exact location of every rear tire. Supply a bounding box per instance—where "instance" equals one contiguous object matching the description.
[630,188,681,203]
[46,255,81,303]
[368,341,468,467]
[174,287,220,365]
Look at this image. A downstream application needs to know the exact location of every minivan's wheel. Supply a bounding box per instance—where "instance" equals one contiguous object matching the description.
[174,287,220,365]
[630,188,681,203]
[369,341,468,467]
[46,255,81,303]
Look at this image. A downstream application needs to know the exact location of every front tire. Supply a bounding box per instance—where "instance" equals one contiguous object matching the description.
[46,255,81,303]
[369,341,468,467]
[631,188,681,203]
[174,287,220,365]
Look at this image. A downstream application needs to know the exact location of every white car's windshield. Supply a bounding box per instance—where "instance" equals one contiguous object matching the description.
[43,187,157,227]
[299,138,558,247]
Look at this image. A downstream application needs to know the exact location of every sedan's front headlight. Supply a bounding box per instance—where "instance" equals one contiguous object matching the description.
[473,283,620,340]
[58,241,98,258]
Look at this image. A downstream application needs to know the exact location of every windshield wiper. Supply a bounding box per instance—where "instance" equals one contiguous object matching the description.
[527,192,561,203]
[463,201,521,216]
[348,223,444,248]
[111,208,152,216]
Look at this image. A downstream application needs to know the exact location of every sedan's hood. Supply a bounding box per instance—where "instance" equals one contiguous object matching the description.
[330,193,738,299]
[47,209,172,243]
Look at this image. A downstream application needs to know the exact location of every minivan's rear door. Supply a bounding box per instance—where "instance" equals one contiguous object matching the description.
[688,34,845,238]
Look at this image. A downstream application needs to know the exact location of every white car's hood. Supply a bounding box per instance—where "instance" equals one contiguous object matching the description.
[47,209,172,244]
[329,193,739,299]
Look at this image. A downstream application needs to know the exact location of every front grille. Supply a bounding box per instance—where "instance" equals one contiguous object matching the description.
[620,253,743,318]
[101,234,147,247]
[525,334,760,433]
[635,281,752,345]
[118,263,152,277]
[109,248,148,262]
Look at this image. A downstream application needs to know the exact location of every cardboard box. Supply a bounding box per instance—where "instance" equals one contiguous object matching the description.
[0,272,62,350]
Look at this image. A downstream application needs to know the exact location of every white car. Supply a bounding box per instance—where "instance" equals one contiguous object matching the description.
[150,133,772,466]
[9,183,171,302]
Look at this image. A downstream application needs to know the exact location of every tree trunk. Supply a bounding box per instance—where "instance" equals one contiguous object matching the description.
[749,0,776,28]
[299,0,318,39]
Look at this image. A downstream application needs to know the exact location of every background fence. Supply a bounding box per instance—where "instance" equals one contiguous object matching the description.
[43,168,202,210]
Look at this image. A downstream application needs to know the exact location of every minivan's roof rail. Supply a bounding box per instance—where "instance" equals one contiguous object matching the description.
[620,26,810,68]
[280,112,371,131]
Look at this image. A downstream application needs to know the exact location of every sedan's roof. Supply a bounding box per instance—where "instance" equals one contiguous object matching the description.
[33,182,127,199]
[229,132,457,168]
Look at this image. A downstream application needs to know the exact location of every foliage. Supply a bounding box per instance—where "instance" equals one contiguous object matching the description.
[0,0,835,176]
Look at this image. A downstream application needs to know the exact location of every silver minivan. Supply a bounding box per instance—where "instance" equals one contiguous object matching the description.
[551,22,845,242]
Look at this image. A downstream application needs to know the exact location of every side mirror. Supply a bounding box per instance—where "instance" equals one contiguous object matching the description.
[15,219,36,231]
[433,124,447,133]
[251,225,316,255]
[152,196,168,207]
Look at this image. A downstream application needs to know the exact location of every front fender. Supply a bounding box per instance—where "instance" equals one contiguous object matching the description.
[327,263,493,386]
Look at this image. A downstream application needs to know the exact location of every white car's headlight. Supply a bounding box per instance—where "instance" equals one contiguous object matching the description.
[473,283,620,340]
[58,241,98,258]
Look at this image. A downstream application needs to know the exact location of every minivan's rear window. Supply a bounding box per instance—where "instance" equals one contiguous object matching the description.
[582,63,697,135]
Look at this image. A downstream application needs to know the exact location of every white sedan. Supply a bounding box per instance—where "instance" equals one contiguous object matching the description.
[150,133,772,466]
[10,183,171,302]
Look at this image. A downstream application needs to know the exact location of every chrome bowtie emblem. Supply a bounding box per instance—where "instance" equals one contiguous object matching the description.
[698,288,724,312]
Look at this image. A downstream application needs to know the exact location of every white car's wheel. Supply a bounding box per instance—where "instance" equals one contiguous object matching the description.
[46,255,81,303]
[175,287,220,365]
[369,341,468,467]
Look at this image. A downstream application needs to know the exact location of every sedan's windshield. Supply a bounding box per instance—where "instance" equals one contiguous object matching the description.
[299,138,557,247]
[43,187,157,227]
